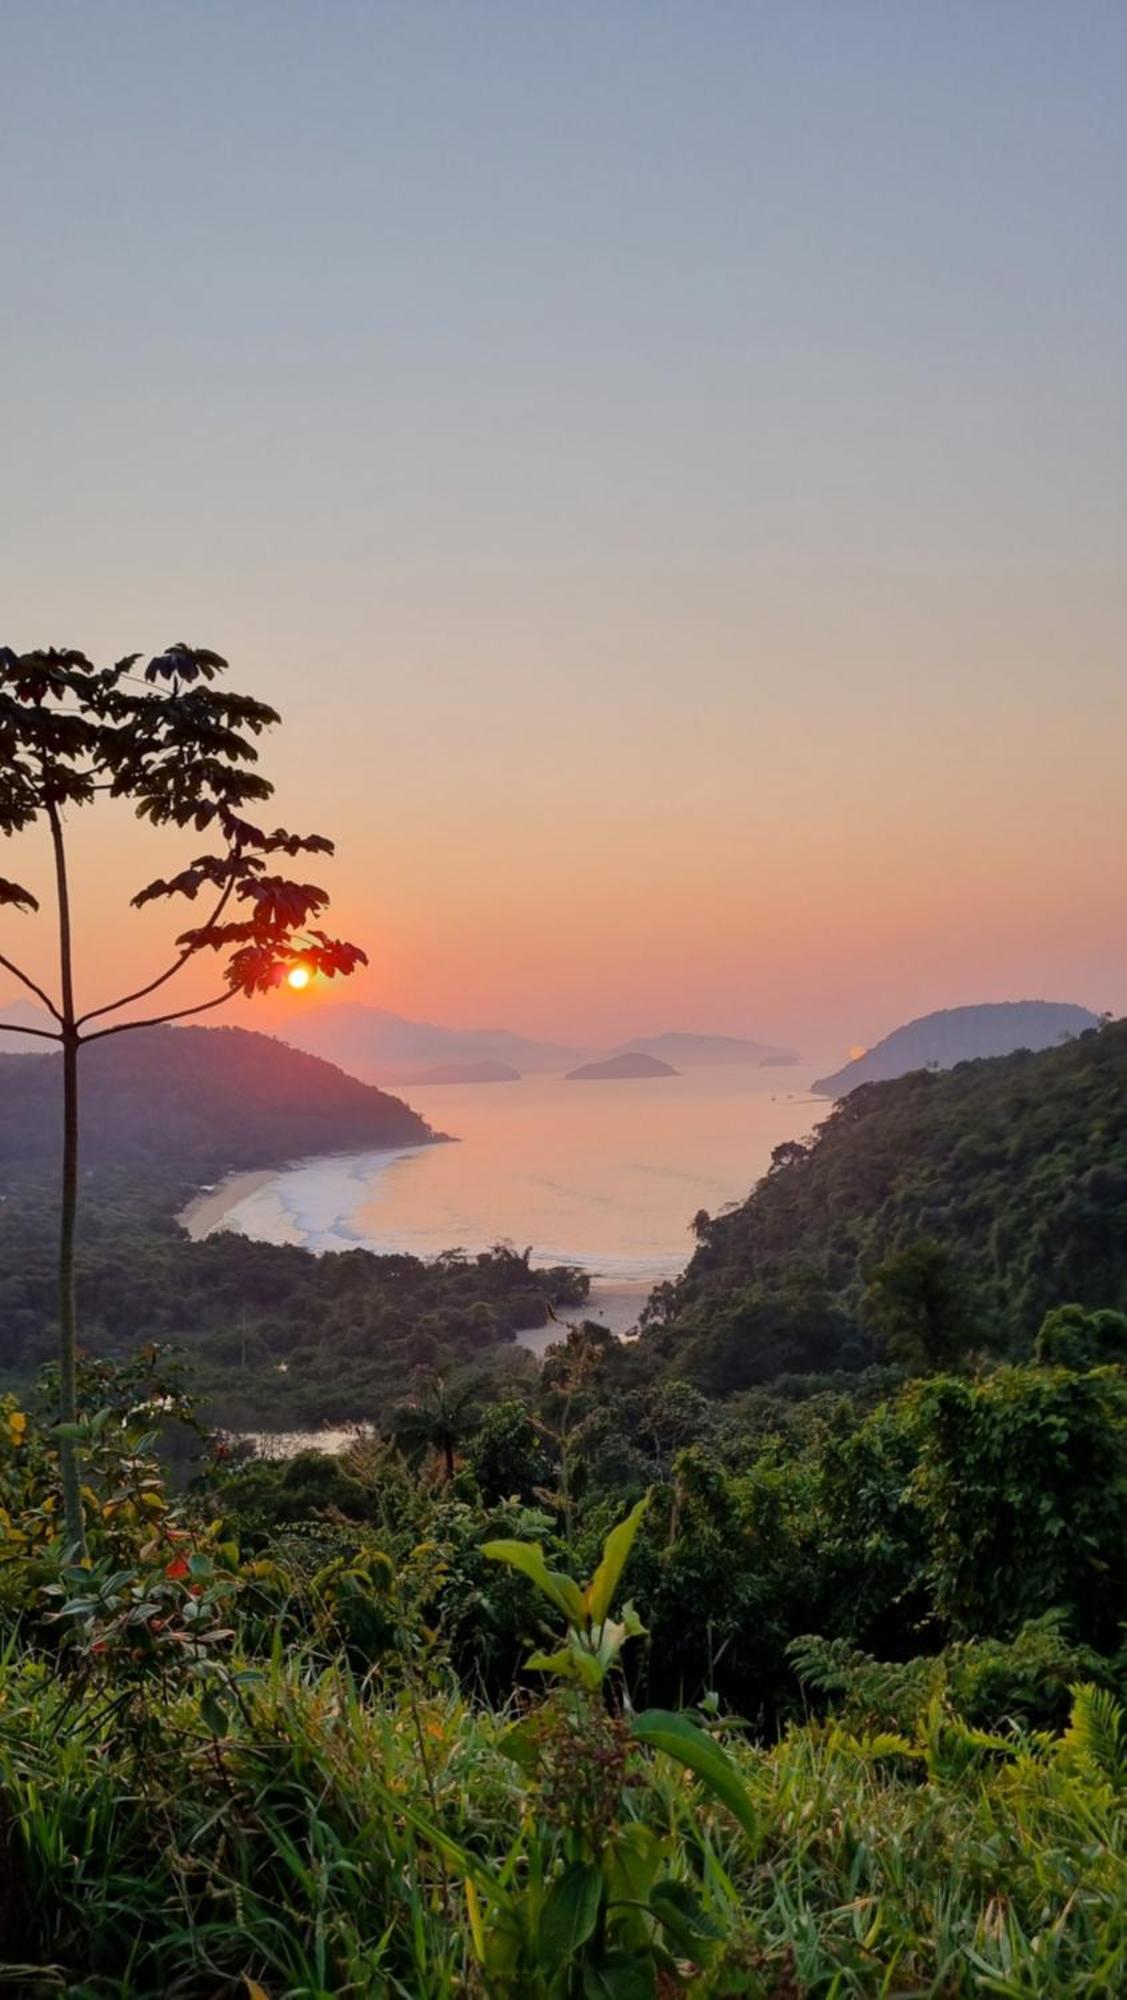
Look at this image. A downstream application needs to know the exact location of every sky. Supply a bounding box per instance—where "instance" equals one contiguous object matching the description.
[2,1,1125,1063]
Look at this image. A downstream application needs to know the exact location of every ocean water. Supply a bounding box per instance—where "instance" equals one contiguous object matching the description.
[208,1066,830,1305]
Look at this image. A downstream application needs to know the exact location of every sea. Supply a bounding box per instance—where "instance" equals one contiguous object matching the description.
[191,1064,831,1350]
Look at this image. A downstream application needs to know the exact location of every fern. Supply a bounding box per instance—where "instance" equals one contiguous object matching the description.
[1063,1682,1127,1791]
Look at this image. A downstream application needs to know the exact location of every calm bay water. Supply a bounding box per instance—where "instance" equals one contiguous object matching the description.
[197,1066,830,1341]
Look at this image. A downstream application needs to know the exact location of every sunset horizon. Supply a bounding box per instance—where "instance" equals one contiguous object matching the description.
[3,11,1126,1984]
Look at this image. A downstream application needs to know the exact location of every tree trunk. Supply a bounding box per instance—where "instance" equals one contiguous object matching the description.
[48,801,86,1555]
[58,1028,85,1551]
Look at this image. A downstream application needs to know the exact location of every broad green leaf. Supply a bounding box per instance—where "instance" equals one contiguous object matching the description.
[200,1690,228,1738]
[631,1710,758,1844]
[497,1718,540,1775]
[482,1538,585,1623]
[524,1646,575,1677]
[582,1952,656,2000]
[603,1823,665,1910]
[648,1877,724,1955]
[541,1859,603,1964]
[584,1492,649,1626]
[526,1639,604,1689]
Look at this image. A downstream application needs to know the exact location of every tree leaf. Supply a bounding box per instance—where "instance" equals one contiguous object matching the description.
[541,1860,602,1964]
[0,877,38,912]
[582,1952,656,2000]
[630,1710,758,1844]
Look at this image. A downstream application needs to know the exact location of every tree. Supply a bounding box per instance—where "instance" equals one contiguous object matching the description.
[392,1369,478,1482]
[1034,1304,1127,1370]
[863,1239,981,1374]
[0,643,366,1549]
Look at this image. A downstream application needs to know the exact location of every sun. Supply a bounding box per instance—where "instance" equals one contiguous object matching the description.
[286,965,312,992]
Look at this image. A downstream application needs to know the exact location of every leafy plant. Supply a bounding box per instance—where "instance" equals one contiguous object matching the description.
[389,1493,761,1995]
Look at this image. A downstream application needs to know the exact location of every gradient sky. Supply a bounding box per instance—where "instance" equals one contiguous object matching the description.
[3,2,1125,1061]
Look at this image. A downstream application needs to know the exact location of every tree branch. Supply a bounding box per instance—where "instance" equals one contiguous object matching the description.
[79,987,241,1043]
[0,951,64,1023]
[75,867,240,1029]
[0,1021,62,1041]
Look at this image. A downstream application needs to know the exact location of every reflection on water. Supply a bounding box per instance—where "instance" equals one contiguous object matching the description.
[211,1066,828,1291]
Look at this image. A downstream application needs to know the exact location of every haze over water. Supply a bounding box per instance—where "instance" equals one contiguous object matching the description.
[200,1067,827,1336]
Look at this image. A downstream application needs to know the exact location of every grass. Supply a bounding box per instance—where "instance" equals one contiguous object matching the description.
[1,1644,1124,1997]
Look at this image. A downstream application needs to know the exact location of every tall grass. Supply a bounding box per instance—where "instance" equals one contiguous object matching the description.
[1,1643,1124,1996]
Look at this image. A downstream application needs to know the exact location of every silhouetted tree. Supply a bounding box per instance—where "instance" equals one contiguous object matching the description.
[0,644,365,1547]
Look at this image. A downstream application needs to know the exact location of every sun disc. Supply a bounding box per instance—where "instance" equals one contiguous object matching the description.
[287,965,311,991]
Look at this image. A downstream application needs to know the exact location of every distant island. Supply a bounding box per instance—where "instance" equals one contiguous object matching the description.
[566,1052,678,1081]
[613,1032,797,1068]
[403,1059,521,1085]
[264,1003,802,1084]
[267,1002,586,1084]
[813,1000,1102,1098]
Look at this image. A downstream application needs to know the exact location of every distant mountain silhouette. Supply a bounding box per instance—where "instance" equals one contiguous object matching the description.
[272,1003,585,1083]
[0,1026,436,1175]
[615,1032,797,1068]
[566,1052,678,1081]
[813,1001,1102,1098]
[404,1059,521,1085]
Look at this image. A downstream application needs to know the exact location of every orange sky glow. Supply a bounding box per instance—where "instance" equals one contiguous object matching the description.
[3,8,1125,1066]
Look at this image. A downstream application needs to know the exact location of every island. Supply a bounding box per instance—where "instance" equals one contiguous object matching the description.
[565,1052,678,1081]
[812,1000,1101,1098]
[613,1031,796,1067]
[402,1059,521,1085]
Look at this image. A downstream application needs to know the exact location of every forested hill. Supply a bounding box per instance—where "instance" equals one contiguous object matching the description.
[0,1026,436,1178]
[641,1019,1127,1388]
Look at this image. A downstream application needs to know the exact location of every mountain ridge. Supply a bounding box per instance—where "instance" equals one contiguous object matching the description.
[0,1026,437,1178]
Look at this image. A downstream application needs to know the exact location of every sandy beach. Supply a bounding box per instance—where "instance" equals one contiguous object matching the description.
[515,1276,654,1354]
[181,1163,657,1349]
[179,1170,285,1241]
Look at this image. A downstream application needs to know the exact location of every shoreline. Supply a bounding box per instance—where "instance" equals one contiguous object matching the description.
[179,1169,289,1240]
[177,1158,663,1347]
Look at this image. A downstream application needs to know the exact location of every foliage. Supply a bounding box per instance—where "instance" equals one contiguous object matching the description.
[0,642,364,1004]
[862,1236,984,1371]
[0,1166,586,1423]
[905,1364,1127,1646]
[643,1019,1127,1385]
[1035,1302,1127,1370]
[0,1363,1124,1991]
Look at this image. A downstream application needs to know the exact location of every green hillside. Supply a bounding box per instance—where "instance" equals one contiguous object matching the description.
[639,1020,1127,1389]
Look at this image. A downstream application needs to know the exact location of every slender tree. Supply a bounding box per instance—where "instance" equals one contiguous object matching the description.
[0,644,366,1550]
